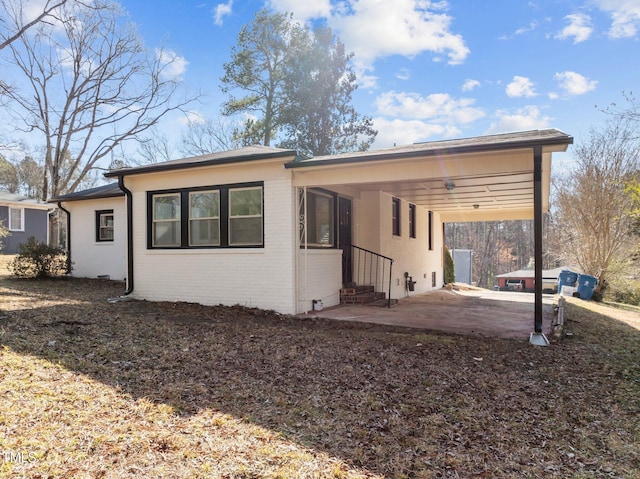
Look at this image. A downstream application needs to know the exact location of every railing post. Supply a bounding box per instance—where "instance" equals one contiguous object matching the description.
[388,259,393,308]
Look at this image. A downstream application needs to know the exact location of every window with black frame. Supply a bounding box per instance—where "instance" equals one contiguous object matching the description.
[96,210,114,242]
[392,197,401,236]
[306,190,334,247]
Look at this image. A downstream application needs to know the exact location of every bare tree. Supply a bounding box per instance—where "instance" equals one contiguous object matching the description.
[0,0,68,51]
[137,127,174,165]
[16,155,43,197]
[554,117,640,291]
[2,1,197,198]
[179,117,241,157]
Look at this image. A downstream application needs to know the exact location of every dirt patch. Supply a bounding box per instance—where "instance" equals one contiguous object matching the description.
[0,273,639,478]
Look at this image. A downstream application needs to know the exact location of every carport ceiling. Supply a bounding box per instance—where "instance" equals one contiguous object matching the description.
[346,170,534,214]
[288,129,573,222]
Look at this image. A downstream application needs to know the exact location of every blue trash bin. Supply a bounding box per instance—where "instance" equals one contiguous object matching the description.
[576,274,598,301]
[557,270,578,294]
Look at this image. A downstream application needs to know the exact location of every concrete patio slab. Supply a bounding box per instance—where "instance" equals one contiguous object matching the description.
[305,288,556,340]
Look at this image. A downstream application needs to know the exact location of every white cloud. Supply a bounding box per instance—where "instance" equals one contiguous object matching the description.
[555,13,593,43]
[269,0,471,88]
[554,71,598,95]
[331,0,469,69]
[506,76,536,98]
[515,21,539,36]
[486,106,553,134]
[375,91,485,124]
[372,118,461,148]
[156,49,188,81]
[213,0,233,26]
[396,68,411,81]
[461,79,480,92]
[267,0,332,20]
[178,111,206,126]
[592,0,640,38]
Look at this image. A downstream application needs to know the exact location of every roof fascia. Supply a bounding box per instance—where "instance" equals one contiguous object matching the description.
[105,150,302,178]
[284,135,573,169]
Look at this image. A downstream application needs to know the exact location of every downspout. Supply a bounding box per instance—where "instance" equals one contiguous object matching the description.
[56,202,72,274]
[119,175,134,296]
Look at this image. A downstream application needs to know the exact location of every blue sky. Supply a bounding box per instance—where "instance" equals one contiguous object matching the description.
[3,0,640,163]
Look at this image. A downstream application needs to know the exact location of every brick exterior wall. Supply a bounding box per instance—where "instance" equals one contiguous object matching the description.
[65,197,127,280]
[126,163,299,314]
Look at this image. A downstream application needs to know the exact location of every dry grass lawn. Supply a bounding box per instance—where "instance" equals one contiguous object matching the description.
[0,257,639,478]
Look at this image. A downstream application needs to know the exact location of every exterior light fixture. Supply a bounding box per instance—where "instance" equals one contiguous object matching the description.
[445,181,455,191]
[473,204,479,209]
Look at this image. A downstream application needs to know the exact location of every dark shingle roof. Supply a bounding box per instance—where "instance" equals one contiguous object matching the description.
[49,183,124,202]
[104,145,302,178]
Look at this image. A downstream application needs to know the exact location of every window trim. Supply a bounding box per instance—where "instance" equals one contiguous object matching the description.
[189,190,220,247]
[147,182,264,249]
[95,209,114,242]
[409,203,416,239]
[305,189,336,248]
[228,186,264,246]
[392,197,401,236]
[8,207,24,232]
[428,210,434,250]
[151,192,182,248]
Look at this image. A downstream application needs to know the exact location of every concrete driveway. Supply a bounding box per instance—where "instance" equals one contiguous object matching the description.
[307,288,556,340]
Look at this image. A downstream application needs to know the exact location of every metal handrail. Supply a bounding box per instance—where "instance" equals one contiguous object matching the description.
[350,244,394,308]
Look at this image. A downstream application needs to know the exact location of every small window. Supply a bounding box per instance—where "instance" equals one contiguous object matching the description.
[228,186,263,246]
[96,210,114,242]
[428,210,433,250]
[152,193,181,247]
[189,191,220,246]
[307,190,335,247]
[8,207,23,231]
[409,204,416,238]
[392,197,401,236]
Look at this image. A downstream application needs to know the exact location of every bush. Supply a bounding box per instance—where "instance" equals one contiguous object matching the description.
[444,246,455,284]
[606,279,640,306]
[10,237,70,278]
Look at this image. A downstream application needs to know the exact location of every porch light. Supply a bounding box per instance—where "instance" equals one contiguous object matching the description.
[473,204,479,209]
[444,181,455,191]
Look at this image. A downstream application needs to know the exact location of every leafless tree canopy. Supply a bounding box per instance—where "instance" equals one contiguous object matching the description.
[179,118,242,157]
[1,0,198,198]
[0,0,68,51]
[552,118,640,288]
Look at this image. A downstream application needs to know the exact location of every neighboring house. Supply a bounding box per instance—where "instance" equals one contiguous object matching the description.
[52,129,572,318]
[51,183,126,280]
[0,191,54,254]
[496,266,568,293]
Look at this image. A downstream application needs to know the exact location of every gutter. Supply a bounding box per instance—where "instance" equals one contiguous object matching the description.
[120,175,134,296]
[56,202,72,274]
[107,175,134,302]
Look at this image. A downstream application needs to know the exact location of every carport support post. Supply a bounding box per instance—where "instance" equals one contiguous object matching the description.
[530,145,549,346]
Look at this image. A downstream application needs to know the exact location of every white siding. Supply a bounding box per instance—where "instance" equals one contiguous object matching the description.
[64,197,127,280]
[125,163,298,314]
[296,249,342,313]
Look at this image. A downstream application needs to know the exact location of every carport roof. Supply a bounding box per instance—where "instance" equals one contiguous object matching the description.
[289,128,573,222]
[285,129,572,169]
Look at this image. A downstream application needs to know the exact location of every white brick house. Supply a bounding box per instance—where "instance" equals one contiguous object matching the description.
[53,130,572,320]
[51,183,126,280]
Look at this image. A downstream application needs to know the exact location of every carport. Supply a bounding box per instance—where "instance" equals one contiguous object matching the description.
[287,129,573,344]
[305,288,556,340]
